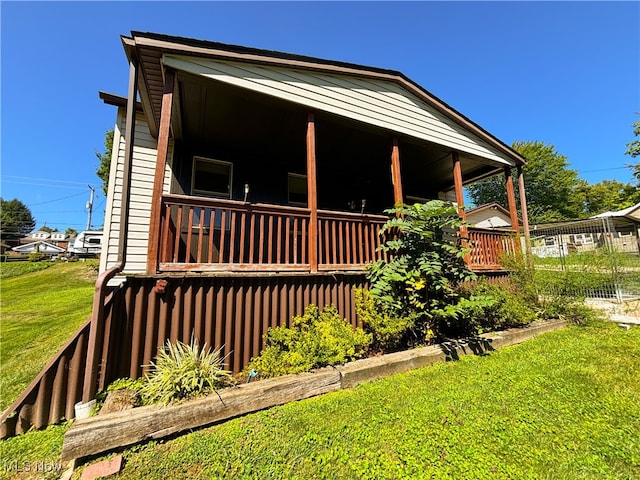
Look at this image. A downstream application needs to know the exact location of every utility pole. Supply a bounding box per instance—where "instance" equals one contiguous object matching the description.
[86,185,95,231]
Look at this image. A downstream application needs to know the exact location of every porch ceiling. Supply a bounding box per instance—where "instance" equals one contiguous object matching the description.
[122,32,526,174]
[175,70,502,193]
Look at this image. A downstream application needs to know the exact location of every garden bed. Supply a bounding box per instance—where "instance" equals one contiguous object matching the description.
[62,319,567,461]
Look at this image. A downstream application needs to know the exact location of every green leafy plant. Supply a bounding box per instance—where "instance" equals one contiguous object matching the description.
[28,252,46,262]
[366,201,476,343]
[139,337,235,405]
[455,280,537,335]
[96,377,146,406]
[247,304,371,378]
[354,288,414,352]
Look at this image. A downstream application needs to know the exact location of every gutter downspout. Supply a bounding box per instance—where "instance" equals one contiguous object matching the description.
[82,60,138,403]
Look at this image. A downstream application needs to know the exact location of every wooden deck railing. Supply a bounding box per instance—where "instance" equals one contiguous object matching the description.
[158,195,514,273]
[158,195,389,272]
[467,227,517,271]
[317,209,388,270]
[159,195,311,272]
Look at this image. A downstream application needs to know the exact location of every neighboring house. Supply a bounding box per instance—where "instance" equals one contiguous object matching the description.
[466,202,522,229]
[0,32,533,437]
[11,241,65,256]
[530,203,640,257]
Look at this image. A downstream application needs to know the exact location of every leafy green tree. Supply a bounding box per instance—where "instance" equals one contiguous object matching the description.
[0,198,36,239]
[625,120,640,158]
[580,179,638,215]
[36,225,55,233]
[65,227,78,237]
[366,201,477,344]
[467,141,587,223]
[96,129,114,195]
[625,119,640,185]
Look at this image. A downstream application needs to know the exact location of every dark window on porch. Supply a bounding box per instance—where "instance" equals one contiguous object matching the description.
[288,173,307,207]
[192,157,232,198]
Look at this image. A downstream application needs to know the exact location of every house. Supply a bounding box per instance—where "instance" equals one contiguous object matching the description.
[0,32,532,437]
[11,241,65,256]
[466,202,522,229]
[530,203,640,257]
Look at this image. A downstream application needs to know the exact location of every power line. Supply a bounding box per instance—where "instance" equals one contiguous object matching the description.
[3,175,95,186]
[28,191,87,207]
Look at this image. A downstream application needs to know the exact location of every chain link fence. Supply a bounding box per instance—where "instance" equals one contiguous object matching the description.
[529,216,640,302]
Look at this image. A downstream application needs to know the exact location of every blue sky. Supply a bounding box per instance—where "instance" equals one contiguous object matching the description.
[2,1,638,232]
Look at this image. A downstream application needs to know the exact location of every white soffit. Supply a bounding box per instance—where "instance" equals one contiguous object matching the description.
[163,54,514,167]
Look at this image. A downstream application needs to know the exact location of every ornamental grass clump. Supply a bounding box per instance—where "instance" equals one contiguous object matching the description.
[140,337,235,405]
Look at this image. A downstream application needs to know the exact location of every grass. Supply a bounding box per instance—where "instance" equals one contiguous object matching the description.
[1,319,631,480]
[105,321,638,479]
[0,261,97,411]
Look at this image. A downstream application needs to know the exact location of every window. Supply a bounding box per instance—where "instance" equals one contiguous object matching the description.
[192,157,232,198]
[544,236,557,246]
[569,233,594,245]
[288,173,307,207]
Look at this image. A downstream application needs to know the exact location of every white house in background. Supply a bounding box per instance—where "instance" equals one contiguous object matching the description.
[12,241,66,255]
[466,202,521,229]
[29,231,51,240]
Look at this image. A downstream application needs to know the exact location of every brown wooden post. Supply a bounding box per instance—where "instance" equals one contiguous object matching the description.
[306,112,318,272]
[391,137,404,206]
[504,167,520,235]
[452,151,469,264]
[146,68,176,273]
[518,165,532,259]
[452,152,466,222]
[505,167,522,255]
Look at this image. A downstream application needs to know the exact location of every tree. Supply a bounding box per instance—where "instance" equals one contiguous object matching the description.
[580,179,639,215]
[625,120,640,158]
[65,227,78,237]
[0,198,36,240]
[467,141,586,223]
[96,129,114,195]
[625,119,640,185]
[37,225,55,233]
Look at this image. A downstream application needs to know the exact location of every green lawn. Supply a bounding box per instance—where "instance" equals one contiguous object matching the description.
[1,293,638,479]
[1,320,630,480]
[0,262,97,411]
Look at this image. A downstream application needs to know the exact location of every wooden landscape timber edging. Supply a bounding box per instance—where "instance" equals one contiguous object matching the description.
[62,319,567,462]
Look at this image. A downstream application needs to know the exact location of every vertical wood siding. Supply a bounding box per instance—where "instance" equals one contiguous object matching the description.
[101,274,368,379]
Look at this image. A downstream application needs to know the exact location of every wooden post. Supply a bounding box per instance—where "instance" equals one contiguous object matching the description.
[505,167,522,255]
[518,166,532,259]
[452,151,469,264]
[146,68,175,273]
[391,137,403,206]
[306,113,318,272]
[504,168,520,235]
[452,152,466,222]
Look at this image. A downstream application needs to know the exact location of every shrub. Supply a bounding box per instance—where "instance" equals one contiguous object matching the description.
[27,252,46,262]
[455,281,538,335]
[247,304,371,378]
[139,337,235,405]
[354,288,414,352]
[366,201,476,343]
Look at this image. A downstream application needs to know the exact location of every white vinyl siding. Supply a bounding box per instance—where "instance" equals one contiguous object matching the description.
[163,54,514,167]
[100,108,173,275]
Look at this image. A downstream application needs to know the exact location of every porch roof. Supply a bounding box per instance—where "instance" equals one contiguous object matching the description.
[121,31,525,178]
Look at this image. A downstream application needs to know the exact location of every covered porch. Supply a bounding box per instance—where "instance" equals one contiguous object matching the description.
[118,32,529,276]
